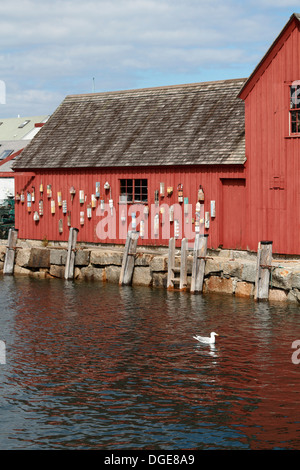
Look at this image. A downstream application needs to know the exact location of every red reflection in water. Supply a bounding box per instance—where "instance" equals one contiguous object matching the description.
[4,278,300,449]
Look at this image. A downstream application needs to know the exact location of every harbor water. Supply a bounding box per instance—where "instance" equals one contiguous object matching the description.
[0,274,300,450]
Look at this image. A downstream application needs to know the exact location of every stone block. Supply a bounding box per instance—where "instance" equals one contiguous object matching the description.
[15,248,31,267]
[223,260,243,278]
[269,288,288,302]
[203,276,234,295]
[287,289,300,303]
[271,267,293,290]
[75,249,90,266]
[50,265,65,278]
[134,253,154,266]
[205,258,223,276]
[132,266,152,287]
[80,266,105,281]
[90,250,123,266]
[152,272,168,288]
[105,265,121,283]
[149,255,168,272]
[241,261,257,283]
[14,265,32,276]
[0,245,6,262]
[27,247,50,269]
[291,270,300,289]
[50,249,67,266]
[235,281,254,298]
[30,270,48,279]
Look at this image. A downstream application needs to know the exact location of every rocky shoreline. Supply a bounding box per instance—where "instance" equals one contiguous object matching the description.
[1,240,300,303]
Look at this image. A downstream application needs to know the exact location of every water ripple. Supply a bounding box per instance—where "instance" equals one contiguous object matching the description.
[0,276,300,449]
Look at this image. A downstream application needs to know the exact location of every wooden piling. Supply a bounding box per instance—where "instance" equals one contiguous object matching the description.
[190,234,208,294]
[3,228,18,275]
[119,230,139,285]
[179,238,188,290]
[167,238,188,290]
[64,227,79,280]
[254,240,273,301]
[167,237,176,289]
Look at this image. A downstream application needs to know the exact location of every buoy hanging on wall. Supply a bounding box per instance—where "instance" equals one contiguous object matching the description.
[58,219,63,233]
[39,200,43,216]
[80,211,84,225]
[205,211,210,229]
[57,191,62,207]
[79,190,84,204]
[140,220,145,237]
[33,211,39,222]
[154,213,159,236]
[62,200,67,214]
[121,209,126,223]
[198,185,205,202]
[27,192,32,212]
[51,199,55,214]
[131,212,136,230]
[47,185,52,198]
[177,184,183,203]
[109,198,114,215]
[95,182,100,198]
[70,186,76,201]
[174,219,180,238]
[87,204,92,219]
[91,194,96,208]
[210,200,216,218]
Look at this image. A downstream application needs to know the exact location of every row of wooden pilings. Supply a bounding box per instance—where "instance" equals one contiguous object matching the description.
[3,228,273,301]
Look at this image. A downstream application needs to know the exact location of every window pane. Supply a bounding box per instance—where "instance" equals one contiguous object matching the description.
[134,178,148,202]
[291,85,300,109]
[120,179,133,201]
[120,179,126,192]
[134,180,141,201]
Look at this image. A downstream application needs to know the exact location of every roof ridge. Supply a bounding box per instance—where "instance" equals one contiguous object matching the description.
[65,77,248,100]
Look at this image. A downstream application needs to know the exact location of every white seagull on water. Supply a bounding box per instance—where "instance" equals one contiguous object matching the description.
[193,332,219,344]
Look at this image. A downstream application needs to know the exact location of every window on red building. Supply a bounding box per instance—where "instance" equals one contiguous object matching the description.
[120,179,148,203]
[290,83,300,134]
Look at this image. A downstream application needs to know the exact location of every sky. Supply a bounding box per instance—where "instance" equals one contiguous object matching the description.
[0,0,299,118]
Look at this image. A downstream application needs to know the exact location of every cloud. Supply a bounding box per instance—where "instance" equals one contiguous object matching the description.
[0,0,296,117]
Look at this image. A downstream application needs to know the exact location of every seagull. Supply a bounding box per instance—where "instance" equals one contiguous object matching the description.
[193,332,219,344]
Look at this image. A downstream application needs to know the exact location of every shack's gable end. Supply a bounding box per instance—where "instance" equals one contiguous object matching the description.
[12,79,247,170]
[239,13,300,101]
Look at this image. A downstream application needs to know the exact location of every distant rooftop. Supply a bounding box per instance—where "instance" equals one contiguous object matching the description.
[0,115,50,141]
[0,140,31,172]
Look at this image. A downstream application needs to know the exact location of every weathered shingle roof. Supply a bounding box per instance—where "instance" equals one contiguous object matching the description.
[13,78,247,170]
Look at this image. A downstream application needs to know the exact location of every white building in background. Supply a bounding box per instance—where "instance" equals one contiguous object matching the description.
[0,115,49,203]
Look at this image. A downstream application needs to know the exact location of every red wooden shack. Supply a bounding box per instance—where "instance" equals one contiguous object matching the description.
[12,13,300,255]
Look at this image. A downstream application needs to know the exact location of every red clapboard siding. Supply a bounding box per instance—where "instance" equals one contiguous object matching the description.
[240,16,300,254]
[14,166,247,249]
